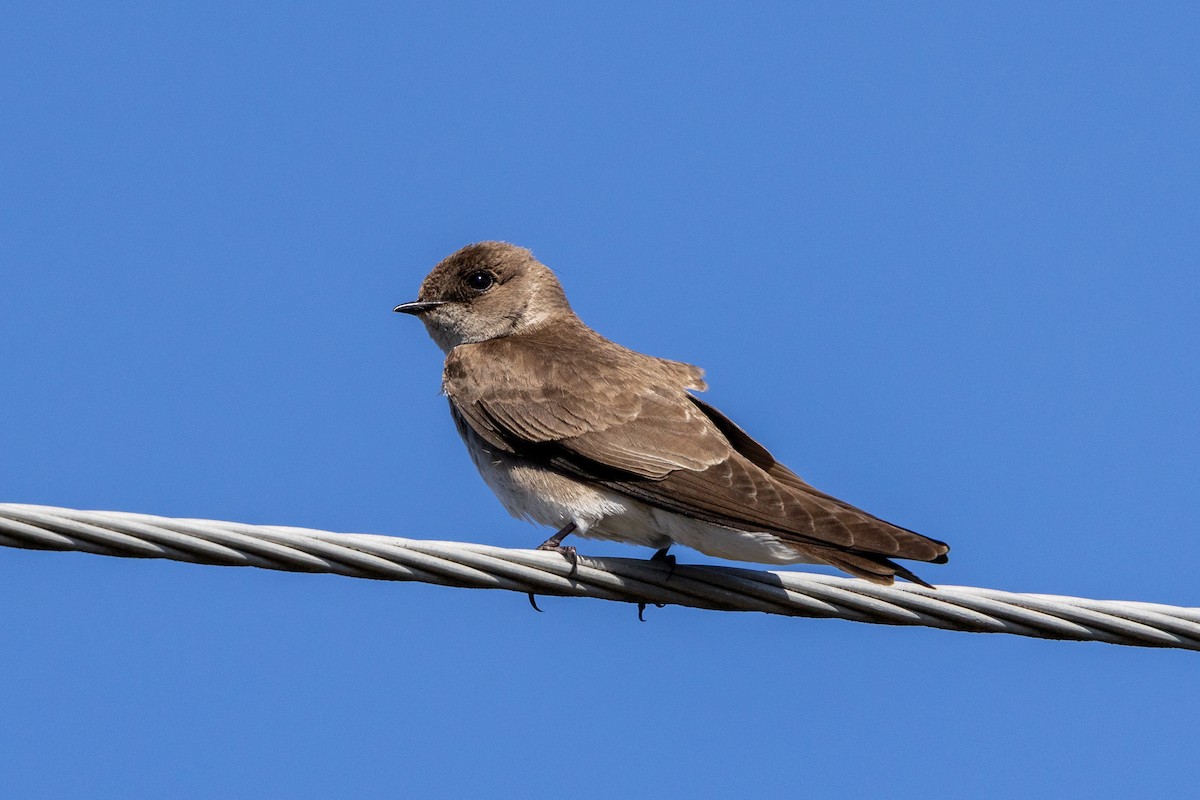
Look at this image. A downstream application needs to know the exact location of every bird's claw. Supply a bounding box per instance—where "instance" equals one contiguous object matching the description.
[650,547,677,581]
[537,543,579,578]
[636,601,666,622]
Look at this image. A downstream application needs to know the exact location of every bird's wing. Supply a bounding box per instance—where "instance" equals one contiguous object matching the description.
[592,415,948,562]
[444,337,948,563]
[442,330,715,476]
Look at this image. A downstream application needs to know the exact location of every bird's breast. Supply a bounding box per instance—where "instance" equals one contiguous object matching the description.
[451,409,620,529]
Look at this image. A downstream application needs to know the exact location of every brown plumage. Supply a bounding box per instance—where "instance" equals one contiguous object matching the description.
[396,241,949,586]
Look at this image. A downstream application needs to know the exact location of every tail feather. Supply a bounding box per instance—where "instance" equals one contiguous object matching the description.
[813,549,938,589]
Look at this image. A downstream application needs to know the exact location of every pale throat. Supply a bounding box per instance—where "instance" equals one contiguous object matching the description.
[422,297,566,354]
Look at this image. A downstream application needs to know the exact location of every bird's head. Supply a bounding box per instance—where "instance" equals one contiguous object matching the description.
[395,242,573,352]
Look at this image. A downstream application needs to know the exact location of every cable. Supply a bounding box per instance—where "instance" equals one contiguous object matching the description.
[1,503,1196,650]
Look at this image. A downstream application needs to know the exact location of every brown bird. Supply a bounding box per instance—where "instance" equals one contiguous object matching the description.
[395,242,949,586]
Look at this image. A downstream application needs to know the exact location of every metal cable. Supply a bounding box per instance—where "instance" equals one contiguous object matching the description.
[2,503,1197,650]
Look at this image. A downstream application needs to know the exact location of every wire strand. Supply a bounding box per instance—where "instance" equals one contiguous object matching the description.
[2,503,1196,650]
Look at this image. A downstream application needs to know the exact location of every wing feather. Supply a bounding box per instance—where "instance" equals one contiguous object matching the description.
[443,326,948,564]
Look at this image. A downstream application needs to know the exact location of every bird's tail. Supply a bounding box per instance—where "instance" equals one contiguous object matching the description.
[814,549,945,589]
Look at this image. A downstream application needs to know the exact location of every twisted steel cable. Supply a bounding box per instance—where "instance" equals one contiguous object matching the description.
[2,503,1197,650]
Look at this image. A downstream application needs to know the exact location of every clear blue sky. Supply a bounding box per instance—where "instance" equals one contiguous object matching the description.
[2,3,1197,797]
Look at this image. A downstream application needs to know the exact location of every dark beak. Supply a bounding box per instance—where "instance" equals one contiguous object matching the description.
[393,300,446,315]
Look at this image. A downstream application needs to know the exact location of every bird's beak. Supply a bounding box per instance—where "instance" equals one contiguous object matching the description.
[393,300,446,315]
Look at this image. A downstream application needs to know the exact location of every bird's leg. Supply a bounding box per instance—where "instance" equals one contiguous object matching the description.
[633,546,677,621]
[528,522,580,611]
[650,545,677,580]
[535,522,579,576]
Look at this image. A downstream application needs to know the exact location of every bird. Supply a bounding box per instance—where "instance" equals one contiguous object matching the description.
[394,241,949,587]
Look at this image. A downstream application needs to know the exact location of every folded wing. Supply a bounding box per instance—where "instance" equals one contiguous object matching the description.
[444,328,949,582]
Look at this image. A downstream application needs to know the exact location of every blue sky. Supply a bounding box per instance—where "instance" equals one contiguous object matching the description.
[2,2,1198,797]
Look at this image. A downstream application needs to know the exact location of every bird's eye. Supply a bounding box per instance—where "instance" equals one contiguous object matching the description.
[465,271,494,292]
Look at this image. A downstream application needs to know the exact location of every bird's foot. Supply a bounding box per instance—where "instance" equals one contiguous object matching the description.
[528,523,581,613]
[535,523,579,578]
[637,601,666,622]
[537,542,579,578]
[636,547,675,620]
[650,546,677,581]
